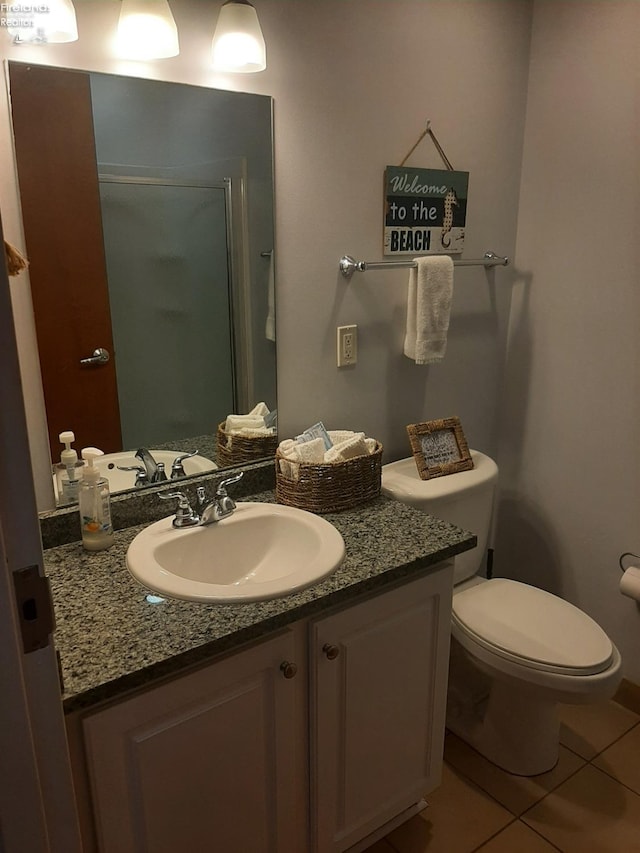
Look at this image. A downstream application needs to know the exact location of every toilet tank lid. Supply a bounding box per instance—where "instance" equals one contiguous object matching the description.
[381,450,498,503]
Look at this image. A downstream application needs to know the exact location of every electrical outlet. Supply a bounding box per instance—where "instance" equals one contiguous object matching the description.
[337,325,358,367]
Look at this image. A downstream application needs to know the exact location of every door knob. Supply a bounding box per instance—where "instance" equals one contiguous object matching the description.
[322,643,340,660]
[280,661,298,679]
[80,347,110,366]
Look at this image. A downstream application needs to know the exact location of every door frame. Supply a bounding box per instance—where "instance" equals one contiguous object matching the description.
[0,215,81,851]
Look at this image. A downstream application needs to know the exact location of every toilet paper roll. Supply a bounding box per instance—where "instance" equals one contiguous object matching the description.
[620,566,640,601]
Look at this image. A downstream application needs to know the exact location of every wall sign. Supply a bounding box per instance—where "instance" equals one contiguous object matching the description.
[384,166,468,257]
[406,417,474,480]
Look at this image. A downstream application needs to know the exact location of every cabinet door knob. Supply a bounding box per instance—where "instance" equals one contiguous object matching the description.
[280,661,297,679]
[322,643,340,660]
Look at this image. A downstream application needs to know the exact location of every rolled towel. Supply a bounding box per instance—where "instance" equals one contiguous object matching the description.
[225,415,266,433]
[365,437,377,454]
[235,426,273,436]
[279,437,326,481]
[327,430,356,444]
[325,433,368,463]
[284,437,326,465]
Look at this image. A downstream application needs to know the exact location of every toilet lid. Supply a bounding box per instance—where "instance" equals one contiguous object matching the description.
[452,579,614,676]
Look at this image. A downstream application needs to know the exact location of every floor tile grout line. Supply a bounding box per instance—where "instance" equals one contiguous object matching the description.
[585,759,640,800]
[443,759,527,818]
[525,820,565,852]
[469,817,566,853]
[517,759,586,821]
[443,749,588,820]
[559,715,640,763]
[469,816,518,852]
[383,714,640,853]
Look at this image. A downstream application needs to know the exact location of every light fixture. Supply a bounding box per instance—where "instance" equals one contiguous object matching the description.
[211,0,266,73]
[6,0,78,44]
[115,0,179,60]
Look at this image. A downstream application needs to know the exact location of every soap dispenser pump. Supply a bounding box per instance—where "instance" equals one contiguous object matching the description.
[79,448,114,551]
[55,430,82,504]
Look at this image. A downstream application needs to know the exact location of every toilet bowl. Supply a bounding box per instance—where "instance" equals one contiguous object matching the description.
[382,451,622,776]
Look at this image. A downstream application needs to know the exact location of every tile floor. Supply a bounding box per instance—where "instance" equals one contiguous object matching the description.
[364,697,640,853]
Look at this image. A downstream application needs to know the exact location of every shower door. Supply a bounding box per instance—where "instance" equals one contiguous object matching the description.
[98,178,236,448]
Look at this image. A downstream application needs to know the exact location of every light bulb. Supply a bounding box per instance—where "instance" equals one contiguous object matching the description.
[211,1,266,73]
[6,0,78,44]
[115,0,179,60]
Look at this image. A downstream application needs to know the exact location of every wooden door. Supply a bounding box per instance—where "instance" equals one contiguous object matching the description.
[0,212,82,852]
[83,629,306,853]
[9,62,122,456]
[310,567,454,853]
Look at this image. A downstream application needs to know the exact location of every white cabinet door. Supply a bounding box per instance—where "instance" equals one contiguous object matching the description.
[83,628,305,853]
[310,566,453,853]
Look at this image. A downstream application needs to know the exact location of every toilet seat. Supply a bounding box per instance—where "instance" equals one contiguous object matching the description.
[452,578,614,676]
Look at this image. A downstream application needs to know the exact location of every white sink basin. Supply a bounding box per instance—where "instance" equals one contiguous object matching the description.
[96,450,216,494]
[126,502,346,603]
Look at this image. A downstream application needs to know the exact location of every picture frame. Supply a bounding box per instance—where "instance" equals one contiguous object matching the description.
[406,417,474,480]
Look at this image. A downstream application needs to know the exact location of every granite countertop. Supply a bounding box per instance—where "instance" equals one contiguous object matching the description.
[45,492,476,713]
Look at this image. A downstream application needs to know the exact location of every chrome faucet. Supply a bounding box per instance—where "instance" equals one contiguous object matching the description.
[158,491,200,527]
[197,472,244,525]
[135,448,167,483]
[158,472,244,529]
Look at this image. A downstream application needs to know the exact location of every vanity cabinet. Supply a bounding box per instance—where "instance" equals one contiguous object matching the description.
[82,629,307,853]
[311,569,452,852]
[80,564,453,853]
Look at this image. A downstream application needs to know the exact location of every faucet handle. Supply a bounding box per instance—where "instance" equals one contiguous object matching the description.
[158,491,199,528]
[116,464,148,487]
[170,450,198,480]
[215,471,244,498]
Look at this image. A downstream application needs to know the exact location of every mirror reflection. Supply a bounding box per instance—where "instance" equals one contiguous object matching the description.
[8,62,277,502]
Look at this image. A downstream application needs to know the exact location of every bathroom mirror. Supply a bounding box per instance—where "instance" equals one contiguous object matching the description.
[8,61,277,503]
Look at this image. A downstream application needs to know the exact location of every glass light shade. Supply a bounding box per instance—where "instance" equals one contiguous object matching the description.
[115,0,179,60]
[212,1,266,73]
[6,0,78,44]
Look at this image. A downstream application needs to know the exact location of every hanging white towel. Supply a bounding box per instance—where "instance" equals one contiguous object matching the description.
[403,255,454,364]
[265,251,276,341]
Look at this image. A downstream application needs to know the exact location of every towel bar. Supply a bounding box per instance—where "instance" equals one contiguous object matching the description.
[339,251,509,278]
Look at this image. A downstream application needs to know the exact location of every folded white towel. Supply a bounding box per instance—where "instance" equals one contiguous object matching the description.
[224,402,271,435]
[234,426,272,436]
[404,255,454,365]
[279,436,325,480]
[225,415,265,433]
[327,430,357,444]
[325,433,368,463]
[284,437,326,464]
[249,401,270,418]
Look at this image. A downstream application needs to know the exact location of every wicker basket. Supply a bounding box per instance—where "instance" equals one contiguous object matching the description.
[275,442,383,513]
[216,422,278,467]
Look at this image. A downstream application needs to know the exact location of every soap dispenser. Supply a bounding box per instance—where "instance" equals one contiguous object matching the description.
[79,448,114,551]
[54,430,82,504]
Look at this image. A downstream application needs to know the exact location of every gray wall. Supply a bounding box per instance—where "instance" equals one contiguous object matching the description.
[495,0,640,682]
[4,1,640,681]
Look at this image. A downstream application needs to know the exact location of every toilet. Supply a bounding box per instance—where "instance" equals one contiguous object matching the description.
[382,450,622,776]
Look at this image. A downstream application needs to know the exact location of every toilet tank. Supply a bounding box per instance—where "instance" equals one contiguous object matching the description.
[381,450,498,584]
